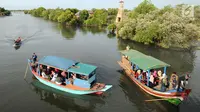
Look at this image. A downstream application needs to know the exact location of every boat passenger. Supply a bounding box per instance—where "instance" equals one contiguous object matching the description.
[160,75,169,92]
[149,73,154,88]
[157,70,163,84]
[126,45,130,51]
[55,77,62,85]
[170,72,178,90]
[135,69,140,79]
[177,73,191,91]
[39,65,43,76]
[153,70,158,85]
[46,66,51,75]
[55,68,59,74]
[72,73,76,79]
[51,71,58,82]
[15,37,21,43]
[32,53,38,63]
[42,69,48,79]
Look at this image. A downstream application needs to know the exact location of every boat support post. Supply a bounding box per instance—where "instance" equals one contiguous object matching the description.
[147,70,150,86]
[164,67,167,75]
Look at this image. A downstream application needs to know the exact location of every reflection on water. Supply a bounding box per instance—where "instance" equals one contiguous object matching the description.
[56,24,76,39]
[107,33,116,39]
[1,13,200,112]
[117,38,200,112]
[119,71,179,112]
[55,24,108,39]
[30,79,105,112]
[117,39,196,74]
[79,26,107,35]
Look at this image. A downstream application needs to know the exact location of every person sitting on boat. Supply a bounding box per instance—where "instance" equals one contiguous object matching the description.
[169,72,178,90]
[32,53,38,63]
[138,70,143,82]
[126,45,130,51]
[135,69,140,79]
[157,70,163,84]
[42,69,48,79]
[72,73,76,79]
[177,73,191,92]
[160,75,169,92]
[149,72,154,88]
[46,66,51,75]
[39,65,43,76]
[153,70,158,85]
[51,71,58,82]
[55,77,62,85]
[15,37,21,43]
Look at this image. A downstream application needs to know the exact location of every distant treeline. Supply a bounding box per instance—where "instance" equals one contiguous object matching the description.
[116,0,200,49]
[24,7,130,27]
[0,7,11,16]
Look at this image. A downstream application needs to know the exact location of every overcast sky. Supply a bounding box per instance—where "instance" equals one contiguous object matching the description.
[0,0,200,10]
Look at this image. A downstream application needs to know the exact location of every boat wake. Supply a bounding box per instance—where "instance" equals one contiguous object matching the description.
[3,29,42,50]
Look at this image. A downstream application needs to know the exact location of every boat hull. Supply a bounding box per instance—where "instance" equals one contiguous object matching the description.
[118,61,191,106]
[28,60,112,95]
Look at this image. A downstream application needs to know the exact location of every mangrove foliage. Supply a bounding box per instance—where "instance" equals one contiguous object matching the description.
[24,7,118,27]
[0,7,11,16]
[117,0,200,49]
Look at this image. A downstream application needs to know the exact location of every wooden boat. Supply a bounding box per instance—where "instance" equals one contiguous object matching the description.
[117,49,191,106]
[13,40,22,48]
[28,56,112,95]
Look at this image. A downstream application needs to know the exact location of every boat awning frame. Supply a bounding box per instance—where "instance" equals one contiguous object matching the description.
[38,56,77,71]
[120,50,170,71]
[68,63,97,76]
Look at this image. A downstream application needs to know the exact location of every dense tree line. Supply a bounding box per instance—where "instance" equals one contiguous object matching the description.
[24,7,118,26]
[0,7,11,16]
[117,0,200,49]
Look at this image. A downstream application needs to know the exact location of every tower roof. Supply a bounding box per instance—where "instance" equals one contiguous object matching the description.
[119,0,124,3]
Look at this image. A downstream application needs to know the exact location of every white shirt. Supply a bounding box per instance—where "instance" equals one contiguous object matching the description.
[42,72,48,78]
[51,73,58,82]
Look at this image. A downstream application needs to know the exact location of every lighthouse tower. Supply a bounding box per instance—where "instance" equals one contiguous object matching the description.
[116,0,124,23]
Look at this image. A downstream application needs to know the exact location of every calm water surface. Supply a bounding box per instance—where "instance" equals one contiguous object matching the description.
[0,12,200,112]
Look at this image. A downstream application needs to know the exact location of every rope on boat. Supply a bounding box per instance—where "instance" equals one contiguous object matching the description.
[145,99,169,102]
[24,63,29,79]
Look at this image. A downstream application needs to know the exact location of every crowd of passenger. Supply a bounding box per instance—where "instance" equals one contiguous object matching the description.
[29,53,88,86]
[132,66,190,92]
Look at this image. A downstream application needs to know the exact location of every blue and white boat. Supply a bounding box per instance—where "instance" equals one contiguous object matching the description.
[28,56,112,95]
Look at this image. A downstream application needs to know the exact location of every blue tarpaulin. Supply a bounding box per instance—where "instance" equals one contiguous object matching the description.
[38,56,77,70]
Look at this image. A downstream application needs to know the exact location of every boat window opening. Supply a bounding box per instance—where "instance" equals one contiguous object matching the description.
[70,73,88,80]
[90,80,96,87]
[89,70,96,79]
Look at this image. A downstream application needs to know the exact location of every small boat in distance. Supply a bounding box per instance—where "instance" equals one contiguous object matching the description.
[117,48,191,106]
[13,37,22,49]
[28,56,112,95]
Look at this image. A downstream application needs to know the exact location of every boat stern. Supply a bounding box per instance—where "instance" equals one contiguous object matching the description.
[94,85,113,95]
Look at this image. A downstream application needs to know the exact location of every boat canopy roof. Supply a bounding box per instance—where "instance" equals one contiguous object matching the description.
[38,56,77,70]
[120,50,170,71]
[68,63,97,76]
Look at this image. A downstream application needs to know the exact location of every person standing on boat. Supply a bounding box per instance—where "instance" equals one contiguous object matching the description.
[32,53,38,63]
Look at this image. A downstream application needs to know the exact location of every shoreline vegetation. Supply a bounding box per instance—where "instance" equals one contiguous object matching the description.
[117,0,200,49]
[0,7,11,16]
[24,0,200,49]
[24,7,126,27]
